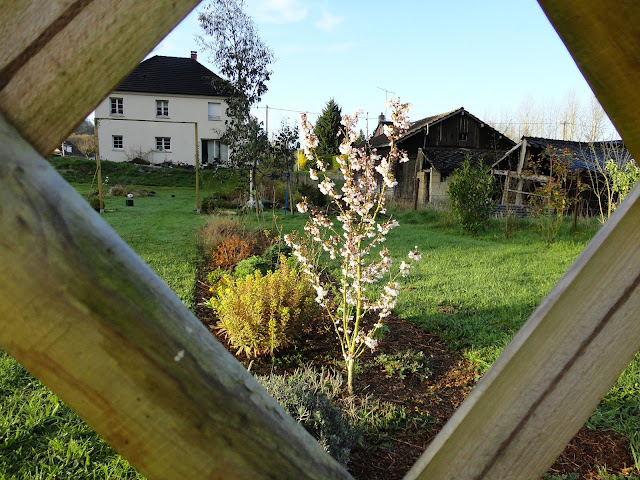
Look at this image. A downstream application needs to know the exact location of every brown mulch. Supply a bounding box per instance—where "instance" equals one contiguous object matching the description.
[194,260,637,480]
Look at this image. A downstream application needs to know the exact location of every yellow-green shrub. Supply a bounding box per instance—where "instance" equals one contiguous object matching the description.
[205,258,318,358]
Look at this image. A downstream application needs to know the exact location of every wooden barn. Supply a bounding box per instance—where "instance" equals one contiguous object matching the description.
[493,136,634,213]
[1,1,640,480]
[369,108,515,206]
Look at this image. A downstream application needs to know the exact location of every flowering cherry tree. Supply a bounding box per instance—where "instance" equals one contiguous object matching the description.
[284,99,422,394]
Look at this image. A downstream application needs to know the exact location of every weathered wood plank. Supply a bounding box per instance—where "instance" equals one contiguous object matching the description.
[537,0,640,154]
[405,2,640,477]
[0,0,199,156]
[0,113,352,480]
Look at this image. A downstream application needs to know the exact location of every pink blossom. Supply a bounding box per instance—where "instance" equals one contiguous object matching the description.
[296,198,309,213]
[408,248,422,261]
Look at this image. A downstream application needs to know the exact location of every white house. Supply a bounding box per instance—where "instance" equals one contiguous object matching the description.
[95,52,230,167]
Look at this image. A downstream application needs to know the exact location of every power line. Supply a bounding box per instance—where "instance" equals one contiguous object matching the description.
[253,105,382,121]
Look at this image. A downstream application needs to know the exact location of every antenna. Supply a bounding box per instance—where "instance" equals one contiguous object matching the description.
[377,86,396,115]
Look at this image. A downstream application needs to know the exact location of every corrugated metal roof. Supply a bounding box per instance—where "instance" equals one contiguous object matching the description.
[523,136,631,172]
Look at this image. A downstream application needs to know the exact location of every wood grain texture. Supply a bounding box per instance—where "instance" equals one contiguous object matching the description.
[0,113,352,480]
[0,0,200,156]
[537,0,640,155]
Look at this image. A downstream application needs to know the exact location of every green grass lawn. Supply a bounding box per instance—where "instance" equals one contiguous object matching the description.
[272,208,640,463]
[2,159,639,477]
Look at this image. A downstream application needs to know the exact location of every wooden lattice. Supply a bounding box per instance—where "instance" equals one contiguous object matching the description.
[0,1,639,479]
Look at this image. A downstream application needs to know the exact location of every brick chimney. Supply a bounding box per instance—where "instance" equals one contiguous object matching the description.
[190,51,197,60]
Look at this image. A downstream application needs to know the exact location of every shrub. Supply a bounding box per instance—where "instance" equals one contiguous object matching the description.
[447,157,497,233]
[206,268,226,287]
[108,184,126,197]
[233,255,272,278]
[201,193,241,213]
[86,193,101,212]
[374,349,433,381]
[234,242,292,278]
[200,217,249,252]
[201,195,217,213]
[211,234,256,271]
[525,146,586,244]
[205,259,319,358]
[107,184,154,198]
[256,366,359,466]
[295,181,327,208]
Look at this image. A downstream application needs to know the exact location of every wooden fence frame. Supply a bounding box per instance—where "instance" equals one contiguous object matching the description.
[0,1,639,479]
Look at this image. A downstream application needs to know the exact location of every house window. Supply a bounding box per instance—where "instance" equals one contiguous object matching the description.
[112,135,123,150]
[155,137,171,151]
[156,100,169,117]
[110,97,123,115]
[440,173,448,182]
[208,102,221,120]
[459,132,468,141]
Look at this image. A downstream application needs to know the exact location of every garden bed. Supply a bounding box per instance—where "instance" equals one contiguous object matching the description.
[194,257,637,480]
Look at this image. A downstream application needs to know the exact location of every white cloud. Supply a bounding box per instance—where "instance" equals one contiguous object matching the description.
[315,11,344,31]
[247,0,308,24]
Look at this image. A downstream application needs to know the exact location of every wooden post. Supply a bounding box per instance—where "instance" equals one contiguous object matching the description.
[195,122,200,214]
[514,139,528,206]
[94,120,104,213]
[96,157,104,213]
[0,113,351,480]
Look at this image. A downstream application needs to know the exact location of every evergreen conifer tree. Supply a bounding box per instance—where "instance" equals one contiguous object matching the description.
[314,99,343,157]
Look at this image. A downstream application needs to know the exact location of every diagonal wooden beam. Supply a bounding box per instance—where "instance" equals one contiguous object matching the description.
[0,0,200,157]
[405,2,640,478]
[0,112,352,479]
[537,0,640,158]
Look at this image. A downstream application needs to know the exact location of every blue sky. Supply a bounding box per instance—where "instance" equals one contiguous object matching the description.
[150,0,602,139]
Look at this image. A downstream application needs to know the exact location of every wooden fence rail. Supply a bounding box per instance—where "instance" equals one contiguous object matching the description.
[0,0,639,479]
[0,113,351,479]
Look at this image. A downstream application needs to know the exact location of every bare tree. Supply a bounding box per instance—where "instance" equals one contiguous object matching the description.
[485,90,618,143]
[582,96,607,142]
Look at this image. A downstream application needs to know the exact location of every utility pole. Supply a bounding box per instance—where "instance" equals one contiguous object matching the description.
[557,120,567,140]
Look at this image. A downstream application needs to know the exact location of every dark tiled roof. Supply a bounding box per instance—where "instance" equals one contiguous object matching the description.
[115,55,229,97]
[369,134,390,148]
[523,136,631,171]
[424,147,507,171]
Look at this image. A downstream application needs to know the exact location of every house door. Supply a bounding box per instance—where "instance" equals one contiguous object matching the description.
[201,140,218,165]
[201,139,227,165]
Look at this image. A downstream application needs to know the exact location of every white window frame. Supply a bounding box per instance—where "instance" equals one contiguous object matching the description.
[208,102,221,120]
[155,137,171,151]
[156,99,169,117]
[110,97,124,115]
[112,135,123,150]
